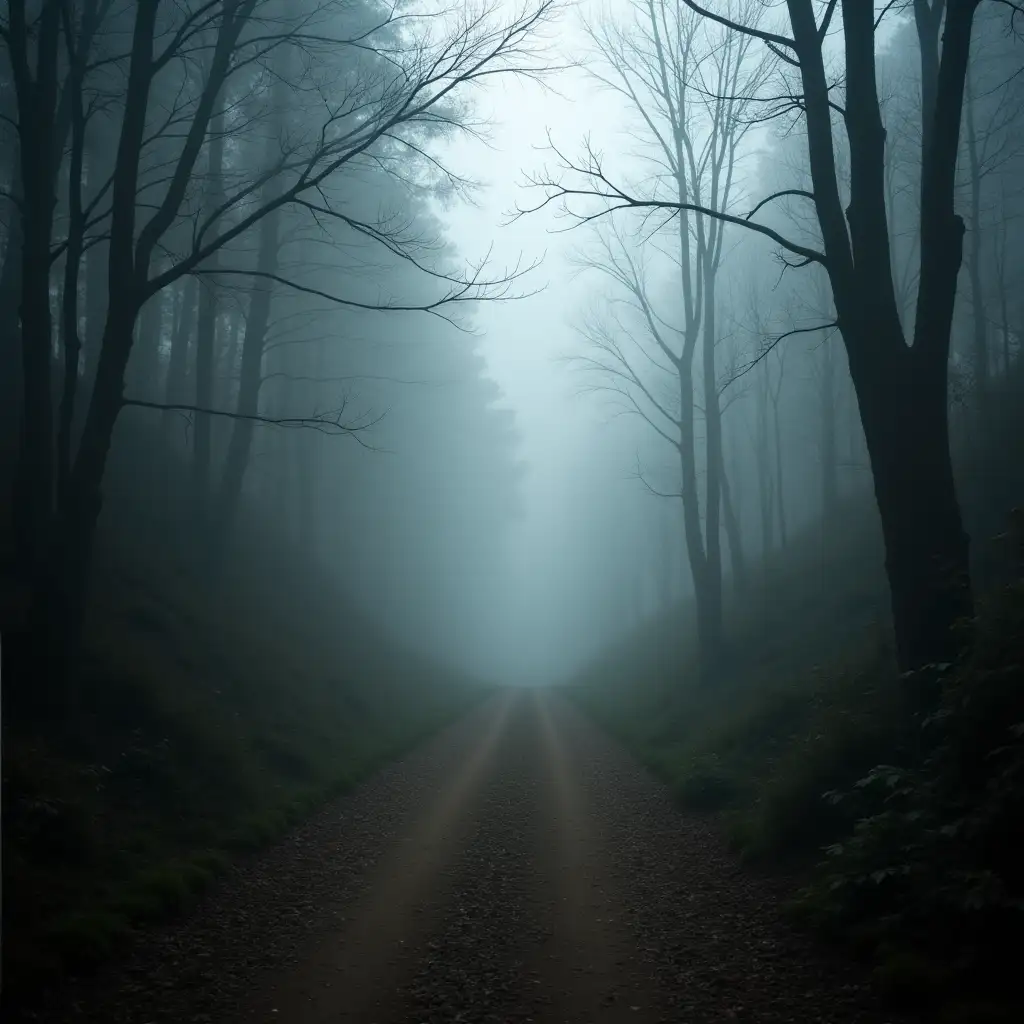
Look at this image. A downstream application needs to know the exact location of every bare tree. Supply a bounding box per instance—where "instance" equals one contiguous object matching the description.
[960,31,1022,414]
[524,0,1009,670]
[566,0,770,680]
[2,0,557,696]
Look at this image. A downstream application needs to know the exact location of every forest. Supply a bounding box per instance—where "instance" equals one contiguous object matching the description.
[2,1,1023,1022]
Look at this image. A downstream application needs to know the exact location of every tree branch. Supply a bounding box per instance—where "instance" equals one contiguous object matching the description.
[121,397,383,445]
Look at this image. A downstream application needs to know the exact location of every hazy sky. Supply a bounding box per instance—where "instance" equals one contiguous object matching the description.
[434,1,897,684]
[439,13,633,683]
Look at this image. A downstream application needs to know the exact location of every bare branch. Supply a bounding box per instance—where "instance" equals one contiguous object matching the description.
[121,397,383,446]
[678,0,798,51]
[516,146,827,266]
[722,320,839,391]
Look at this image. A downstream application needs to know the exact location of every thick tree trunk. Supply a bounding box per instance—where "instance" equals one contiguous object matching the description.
[784,0,978,670]
[0,160,24,441]
[28,0,161,700]
[851,336,971,668]
[10,1,62,573]
[32,305,140,698]
[14,166,58,572]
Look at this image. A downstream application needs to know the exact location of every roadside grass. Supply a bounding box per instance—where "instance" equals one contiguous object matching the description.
[567,487,1024,1020]
[571,490,896,850]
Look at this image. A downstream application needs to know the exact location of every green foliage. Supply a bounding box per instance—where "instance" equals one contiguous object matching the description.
[795,585,1024,999]
[669,753,740,811]
[569,494,1024,1015]
[734,665,910,862]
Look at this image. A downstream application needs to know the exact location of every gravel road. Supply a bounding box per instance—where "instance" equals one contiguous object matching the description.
[16,690,904,1024]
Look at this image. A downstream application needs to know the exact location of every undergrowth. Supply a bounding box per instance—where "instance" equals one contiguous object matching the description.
[1,427,483,1004]
[568,498,1024,1021]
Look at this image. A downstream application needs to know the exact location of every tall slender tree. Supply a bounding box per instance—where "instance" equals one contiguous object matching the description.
[568,0,769,679]
[528,0,1003,670]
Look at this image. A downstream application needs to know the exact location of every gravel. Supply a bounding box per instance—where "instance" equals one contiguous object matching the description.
[11,692,913,1024]
[9,705,493,1024]
[552,700,911,1024]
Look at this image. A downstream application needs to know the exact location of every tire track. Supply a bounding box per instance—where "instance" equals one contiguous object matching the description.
[232,692,514,1024]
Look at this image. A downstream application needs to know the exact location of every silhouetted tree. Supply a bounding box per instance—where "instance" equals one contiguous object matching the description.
[1,0,555,706]
[528,0,1012,670]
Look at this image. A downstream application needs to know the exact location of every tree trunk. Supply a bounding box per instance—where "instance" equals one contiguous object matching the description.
[218,303,243,408]
[786,0,977,670]
[214,207,281,555]
[819,333,839,523]
[30,0,160,698]
[33,304,140,700]
[851,336,971,668]
[772,389,787,550]
[57,77,87,509]
[656,500,676,611]
[701,280,724,672]
[755,361,774,558]
[964,71,988,413]
[0,159,24,440]
[10,0,63,573]
[293,427,317,558]
[677,358,720,680]
[127,262,166,402]
[192,105,225,527]
[719,446,746,595]
[81,134,114,406]
[162,276,197,438]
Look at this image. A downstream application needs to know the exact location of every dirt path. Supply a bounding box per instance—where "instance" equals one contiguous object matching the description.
[20,691,902,1024]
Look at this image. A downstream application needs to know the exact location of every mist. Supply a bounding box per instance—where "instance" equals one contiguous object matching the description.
[4,1,1024,1020]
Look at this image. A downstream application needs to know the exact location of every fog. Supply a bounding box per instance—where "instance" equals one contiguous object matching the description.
[3,0,1023,693]
[7,4,1024,1015]
[439,2,899,684]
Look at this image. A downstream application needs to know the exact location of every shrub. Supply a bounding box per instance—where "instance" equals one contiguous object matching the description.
[672,753,740,811]
[795,584,1024,998]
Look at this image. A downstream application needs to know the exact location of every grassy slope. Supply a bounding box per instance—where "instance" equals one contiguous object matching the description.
[567,490,899,853]
[1,424,484,998]
[566,469,1024,1018]
[566,377,1024,861]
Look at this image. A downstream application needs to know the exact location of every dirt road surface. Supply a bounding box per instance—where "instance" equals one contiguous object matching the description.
[21,691,901,1023]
